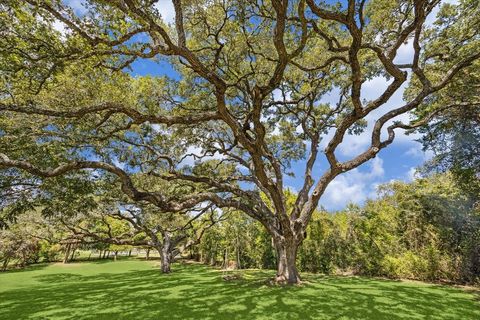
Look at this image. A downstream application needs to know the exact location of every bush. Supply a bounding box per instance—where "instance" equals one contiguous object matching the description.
[39,242,62,262]
[381,251,429,280]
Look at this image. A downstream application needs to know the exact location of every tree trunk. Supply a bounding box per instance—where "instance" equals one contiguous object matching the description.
[159,248,172,274]
[70,246,76,261]
[63,243,71,264]
[102,250,107,259]
[223,248,228,269]
[2,257,10,271]
[236,237,241,269]
[128,250,132,257]
[159,233,172,273]
[145,248,150,260]
[274,237,301,284]
[106,251,110,259]
[114,251,118,261]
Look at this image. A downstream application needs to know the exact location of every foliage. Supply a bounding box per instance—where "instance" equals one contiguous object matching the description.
[0,211,63,269]
[200,173,480,284]
[1,0,479,283]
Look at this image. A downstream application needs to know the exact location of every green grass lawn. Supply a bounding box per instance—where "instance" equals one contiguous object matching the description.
[0,259,478,320]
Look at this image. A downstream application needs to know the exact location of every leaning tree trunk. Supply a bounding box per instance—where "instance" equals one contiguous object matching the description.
[70,246,77,261]
[2,257,10,271]
[63,243,71,264]
[158,233,172,274]
[273,236,301,284]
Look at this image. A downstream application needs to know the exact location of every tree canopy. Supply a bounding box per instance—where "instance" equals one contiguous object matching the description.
[1,0,479,283]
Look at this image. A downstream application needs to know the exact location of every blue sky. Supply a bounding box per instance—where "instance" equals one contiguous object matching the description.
[59,0,449,211]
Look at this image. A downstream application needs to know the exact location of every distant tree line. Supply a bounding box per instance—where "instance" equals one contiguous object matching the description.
[195,173,480,285]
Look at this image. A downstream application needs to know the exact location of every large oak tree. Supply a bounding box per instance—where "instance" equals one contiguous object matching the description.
[1,0,479,283]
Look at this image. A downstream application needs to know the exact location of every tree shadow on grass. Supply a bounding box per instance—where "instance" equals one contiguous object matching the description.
[0,263,478,320]
[0,262,50,274]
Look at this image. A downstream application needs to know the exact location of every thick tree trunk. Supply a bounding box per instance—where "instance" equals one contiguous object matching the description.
[128,250,132,257]
[159,249,171,273]
[159,233,172,273]
[274,237,301,284]
[145,248,150,260]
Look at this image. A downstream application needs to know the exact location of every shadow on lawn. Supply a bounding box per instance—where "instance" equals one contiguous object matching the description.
[0,262,478,320]
[0,262,50,274]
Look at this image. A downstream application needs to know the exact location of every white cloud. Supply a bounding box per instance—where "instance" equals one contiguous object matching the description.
[369,157,385,178]
[336,131,371,157]
[180,145,225,167]
[154,1,176,24]
[394,38,414,65]
[322,177,366,207]
[320,157,385,210]
[362,76,392,100]
[272,89,282,101]
[406,167,420,182]
[64,0,88,15]
[112,157,127,170]
[52,19,67,36]
[405,146,423,158]
[404,144,434,161]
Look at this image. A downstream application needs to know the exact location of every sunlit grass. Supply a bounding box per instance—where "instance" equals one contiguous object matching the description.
[0,259,478,319]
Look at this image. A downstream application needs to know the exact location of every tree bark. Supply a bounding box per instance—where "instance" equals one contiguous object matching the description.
[223,248,228,269]
[70,246,77,261]
[159,249,172,273]
[63,243,71,264]
[236,237,241,269]
[2,257,10,271]
[158,233,172,273]
[273,237,301,284]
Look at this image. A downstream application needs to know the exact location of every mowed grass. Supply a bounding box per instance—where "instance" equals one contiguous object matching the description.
[0,259,479,320]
